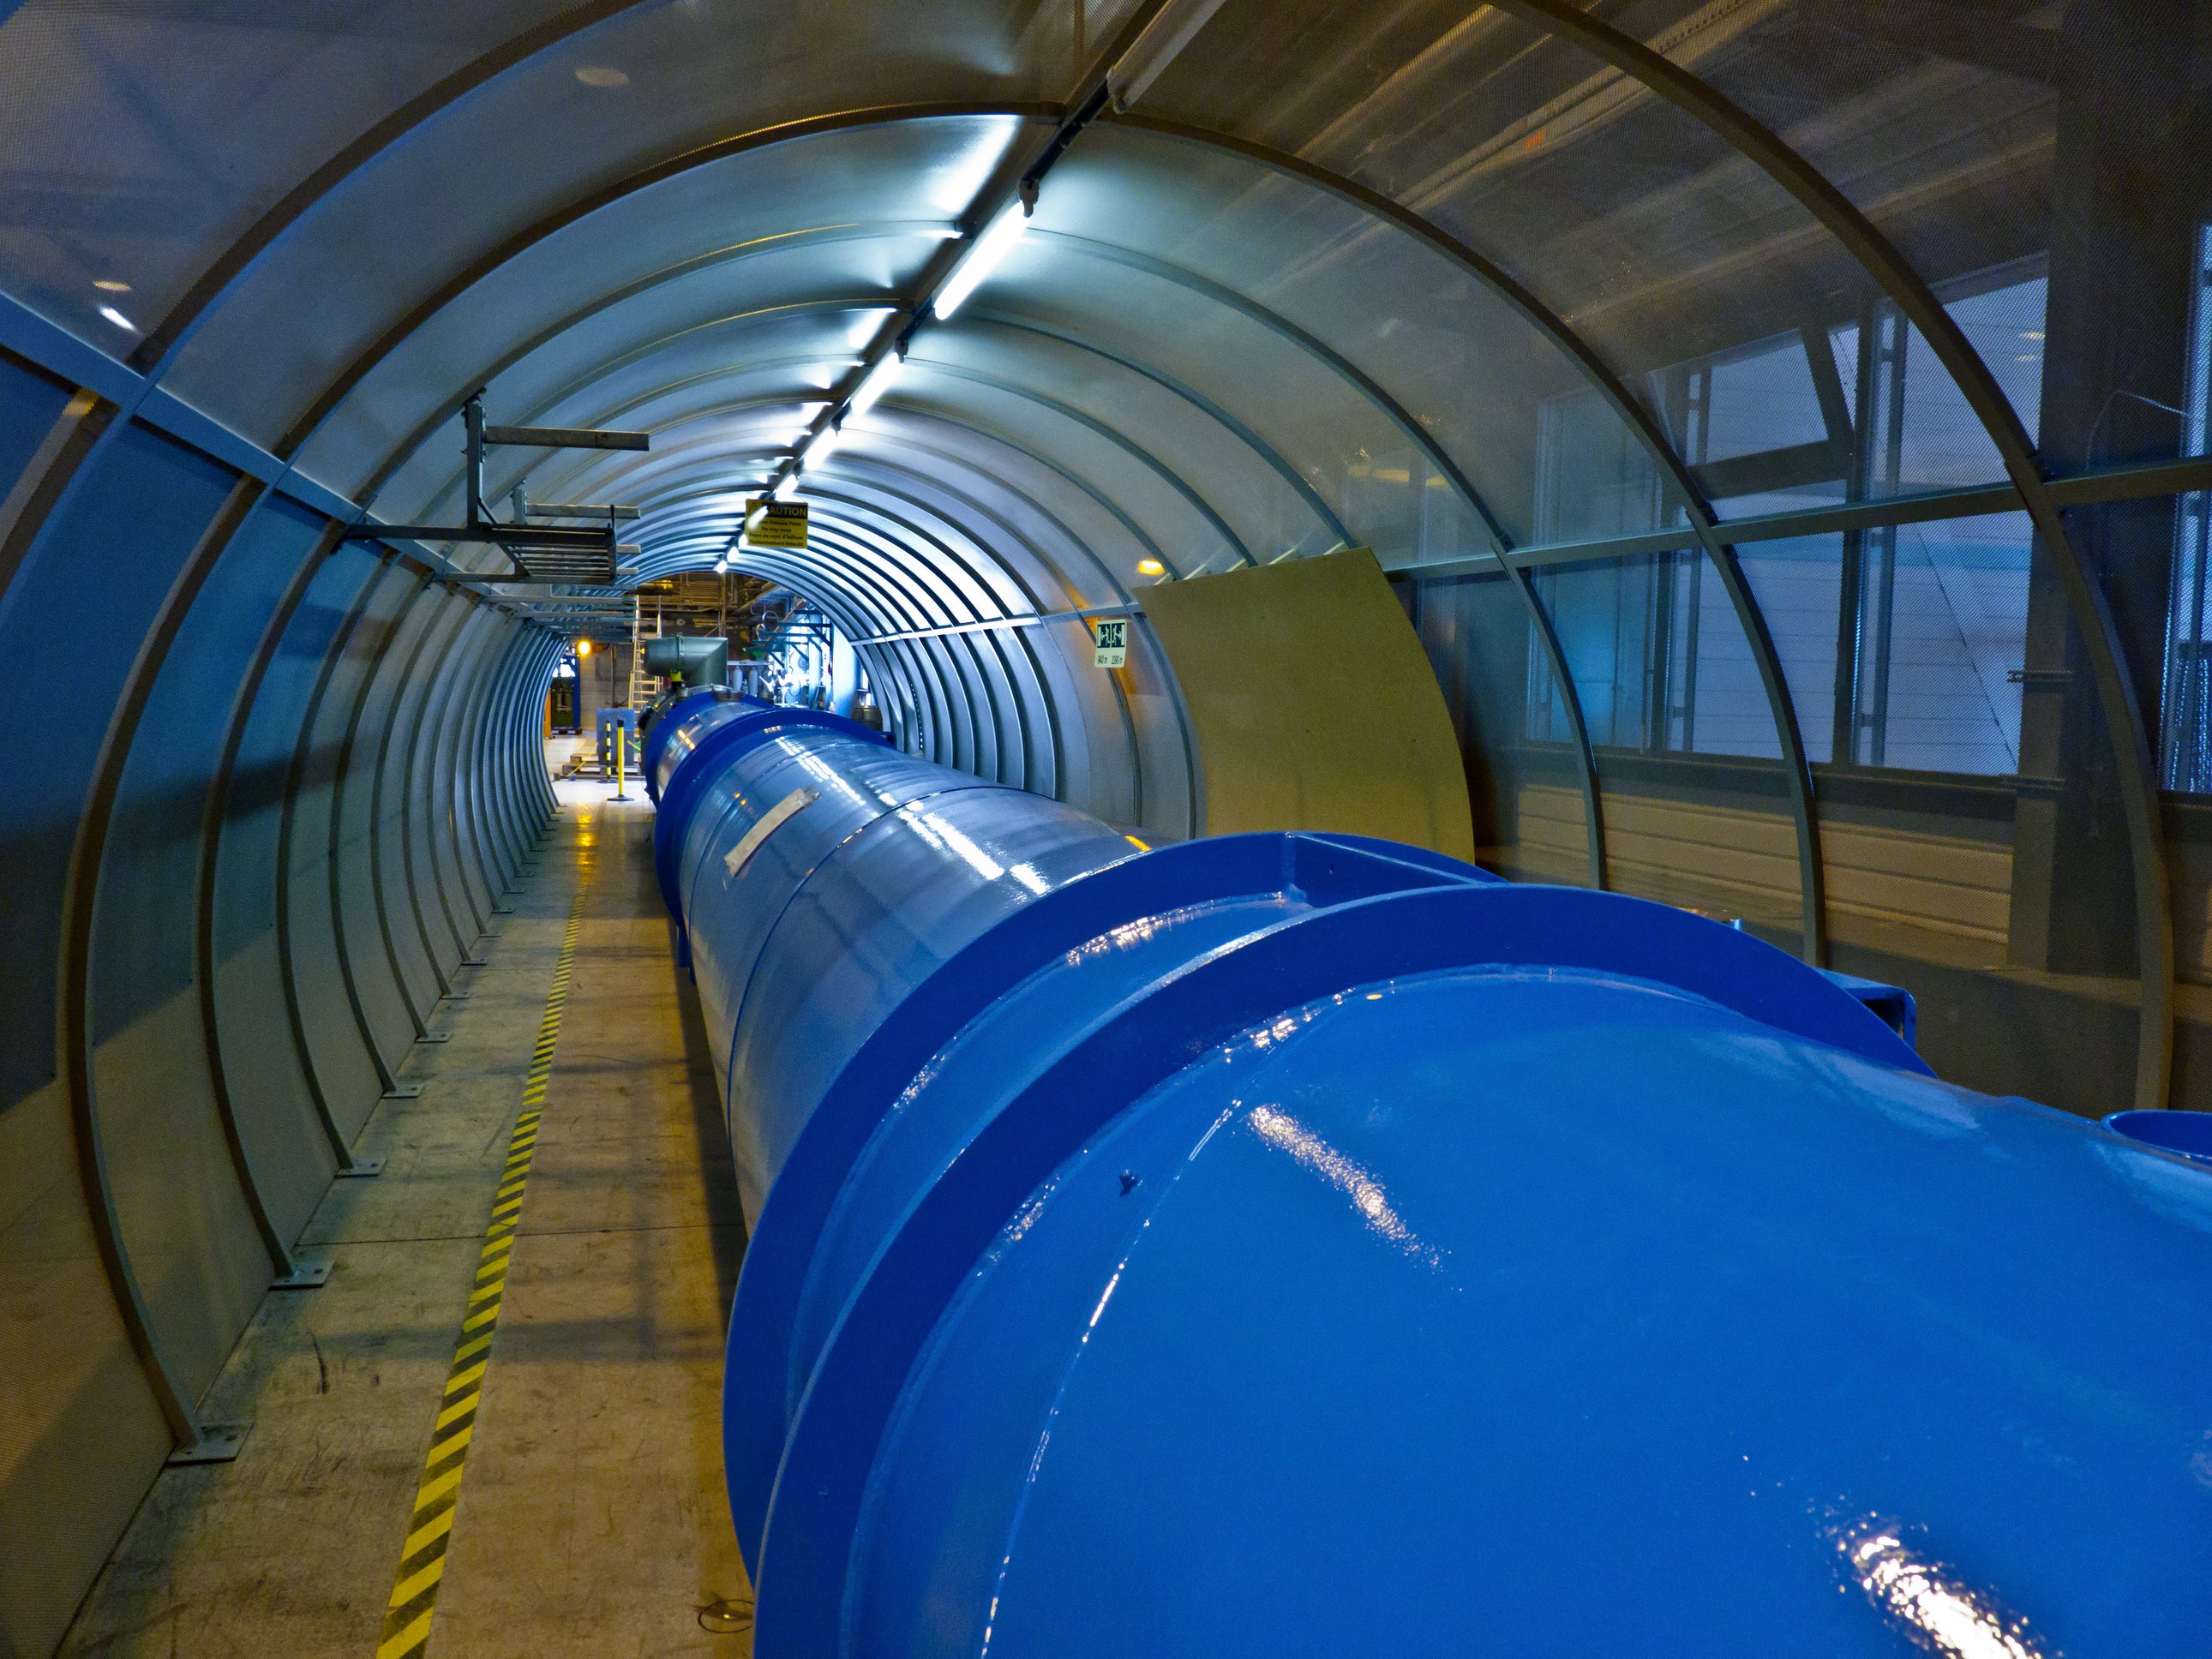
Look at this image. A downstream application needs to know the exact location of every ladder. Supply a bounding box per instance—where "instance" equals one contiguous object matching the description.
[626,593,660,707]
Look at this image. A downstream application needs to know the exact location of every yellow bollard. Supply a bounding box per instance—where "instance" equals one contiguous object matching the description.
[613,722,630,801]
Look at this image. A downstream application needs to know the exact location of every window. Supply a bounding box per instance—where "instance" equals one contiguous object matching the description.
[2161,225,2212,792]
[1528,262,2048,777]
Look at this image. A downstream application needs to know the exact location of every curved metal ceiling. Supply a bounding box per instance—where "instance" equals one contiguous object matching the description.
[0,0,2182,1104]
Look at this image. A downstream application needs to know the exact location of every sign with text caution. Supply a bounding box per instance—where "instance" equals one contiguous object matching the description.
[743,498,809,550]
[1092,616,1129,668]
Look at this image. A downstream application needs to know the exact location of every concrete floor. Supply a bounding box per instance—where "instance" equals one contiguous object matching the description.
[60,780,753,1657]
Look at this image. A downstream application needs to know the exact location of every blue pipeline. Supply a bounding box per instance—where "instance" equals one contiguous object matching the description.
[650,717,2212,1657]
[639,686,772,804]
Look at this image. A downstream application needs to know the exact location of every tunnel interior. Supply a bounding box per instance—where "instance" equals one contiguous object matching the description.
[3,2,2210,1655]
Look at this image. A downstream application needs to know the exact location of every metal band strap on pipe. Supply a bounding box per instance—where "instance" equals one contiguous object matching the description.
[643,702,2212,1656]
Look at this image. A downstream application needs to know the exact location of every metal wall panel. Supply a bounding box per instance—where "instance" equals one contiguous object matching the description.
[0,345,74,507]
[444,613,506,928]
[417,605,502,961]
[0,362,175,1659]
[0,416,235,1659]
[211,542,391,1202]
[0,338,560,1659]
[0,420,233,1103]
[473,625,532,885]
[447,612,525,918]
[370,590,475,1009]
[88,494,335,1403]
[465,620,530,901]
[329,574,445,1051]
[188,501,346,1249]
[282,557,421,1100]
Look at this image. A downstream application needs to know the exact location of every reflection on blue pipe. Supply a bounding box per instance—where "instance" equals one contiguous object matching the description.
[640,686,770,802]
[650,724,2212,1656]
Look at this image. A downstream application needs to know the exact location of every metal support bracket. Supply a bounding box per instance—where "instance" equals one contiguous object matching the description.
[271,1257,332,1290]
[337,393,644,579]
[167,1422,250,1466]
[381,1084,423,1101]
[338,1157,387,1177]
[415,1032,452,1045]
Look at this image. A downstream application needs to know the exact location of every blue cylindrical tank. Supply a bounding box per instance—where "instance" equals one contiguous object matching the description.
[639,686,769,801]
[651,728,2212,1657]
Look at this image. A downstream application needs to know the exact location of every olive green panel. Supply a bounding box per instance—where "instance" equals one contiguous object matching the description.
[1139,548,1476,860]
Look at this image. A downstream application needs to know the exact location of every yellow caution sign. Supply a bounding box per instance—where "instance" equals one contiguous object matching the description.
[744,497,809,549]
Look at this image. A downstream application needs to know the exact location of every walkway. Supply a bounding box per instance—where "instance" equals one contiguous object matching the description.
[59,781,752,1656]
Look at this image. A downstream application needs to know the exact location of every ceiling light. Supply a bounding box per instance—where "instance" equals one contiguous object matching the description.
[93,278,129,293]
[1106,0,1232,112]
[577,638,593,656]
[1136,557,1166,577]
[847,353,906,418]
[933,204,1028,320]
[805,423,845,467]
[772,470,800,501]
[575,65,629,87]
[98,306,139,332]
[714,556,728,573]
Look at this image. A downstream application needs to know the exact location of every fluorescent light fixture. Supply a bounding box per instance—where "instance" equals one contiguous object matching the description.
[847,353,905,417]
[1107,0,1232,111]
[933,205,1028,320]
[714,556,729,573]
[98,305,139,332]
[804,423,845,467]
[1136,558,1166,577]
[93,278,130,294]
[771,470,800,500]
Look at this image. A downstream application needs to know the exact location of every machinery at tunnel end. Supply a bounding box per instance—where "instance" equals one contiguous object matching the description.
[643,700,2212,1658]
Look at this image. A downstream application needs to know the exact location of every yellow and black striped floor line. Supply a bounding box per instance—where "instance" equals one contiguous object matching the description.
[376,878,590,1659]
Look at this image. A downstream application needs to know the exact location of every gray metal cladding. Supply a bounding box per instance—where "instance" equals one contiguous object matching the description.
[444,619,502,928]
[0,347,75,484]
[351,577,454,1033]
[421,607,504,953]
[88,493,333,1401]
[0,419,235,1108]
[0,381,560,1659]
[296,559,423,1088]
[208,539,386,1227]
[271,553,411,1128]
[371,590,474,1012]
